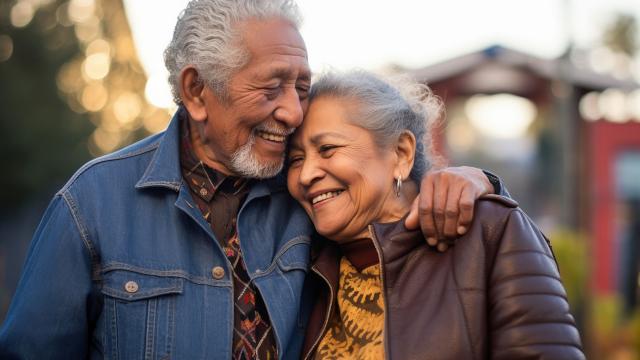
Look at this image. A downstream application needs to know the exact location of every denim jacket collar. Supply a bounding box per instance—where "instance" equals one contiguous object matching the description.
[135,109,183,192]
[134,107,288,200]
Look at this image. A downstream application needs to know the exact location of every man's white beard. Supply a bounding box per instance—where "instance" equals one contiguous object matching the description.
[229,130,285,179]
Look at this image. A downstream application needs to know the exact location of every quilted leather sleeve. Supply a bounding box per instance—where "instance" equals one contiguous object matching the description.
[488,208,585,360]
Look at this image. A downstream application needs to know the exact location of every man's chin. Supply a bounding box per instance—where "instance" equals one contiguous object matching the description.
[252,160,284,179]
[230,154,284,179]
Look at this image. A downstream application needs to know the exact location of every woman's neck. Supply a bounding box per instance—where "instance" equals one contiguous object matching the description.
[332,180,419,244]
[374,179,418,224]
[340,238,379,271]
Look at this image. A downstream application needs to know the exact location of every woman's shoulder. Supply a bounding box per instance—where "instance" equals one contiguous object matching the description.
[473,194,523,232]
[475,194,519,214]
[471,194,555,267]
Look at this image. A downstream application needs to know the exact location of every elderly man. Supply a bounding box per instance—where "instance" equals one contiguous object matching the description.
[0,0,508,358]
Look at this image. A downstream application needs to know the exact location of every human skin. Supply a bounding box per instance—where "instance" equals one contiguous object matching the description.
[181,18,312,177]
[287,96,418,241]
[179,17,493,243]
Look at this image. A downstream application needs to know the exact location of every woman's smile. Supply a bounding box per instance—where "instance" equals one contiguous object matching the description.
[309,189,345,207]
[287,96,410,242]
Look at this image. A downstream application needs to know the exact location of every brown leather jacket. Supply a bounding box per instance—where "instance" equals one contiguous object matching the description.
[301,195,585,360]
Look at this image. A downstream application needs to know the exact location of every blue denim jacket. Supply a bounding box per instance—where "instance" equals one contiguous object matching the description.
[0,112,316,359]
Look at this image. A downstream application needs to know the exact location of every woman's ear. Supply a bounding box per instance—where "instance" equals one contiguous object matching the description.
[394,130,416,180]
[179,66,207,122]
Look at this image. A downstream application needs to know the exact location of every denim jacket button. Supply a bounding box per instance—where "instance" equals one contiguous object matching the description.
[212,266,225,279]
[124,281,139,293]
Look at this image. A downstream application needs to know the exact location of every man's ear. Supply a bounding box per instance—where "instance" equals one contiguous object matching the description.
[179,66,207,122]
[394,130,416,180]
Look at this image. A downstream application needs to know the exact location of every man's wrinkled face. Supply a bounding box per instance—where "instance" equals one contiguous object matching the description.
[199,18,311,178]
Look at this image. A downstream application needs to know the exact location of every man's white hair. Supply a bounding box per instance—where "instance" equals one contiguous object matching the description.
[164,0,302,103]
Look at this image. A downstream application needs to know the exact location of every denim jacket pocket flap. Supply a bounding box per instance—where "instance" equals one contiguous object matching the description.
[101,270,184,301]
[276,240,310,272]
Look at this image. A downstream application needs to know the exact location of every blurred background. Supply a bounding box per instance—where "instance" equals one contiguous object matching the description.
[0,0,639,358]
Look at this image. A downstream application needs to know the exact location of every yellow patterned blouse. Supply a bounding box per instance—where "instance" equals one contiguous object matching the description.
[315,257,385,360]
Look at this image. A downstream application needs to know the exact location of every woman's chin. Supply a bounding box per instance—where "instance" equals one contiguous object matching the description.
[313,220,342,241]
[314,221,360,244]
[314,224,335,239]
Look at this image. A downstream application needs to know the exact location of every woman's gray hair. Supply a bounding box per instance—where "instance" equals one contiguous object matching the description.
[309,70,442,183]
[164,0,302,103]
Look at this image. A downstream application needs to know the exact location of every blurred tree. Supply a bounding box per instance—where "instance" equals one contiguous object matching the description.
[0,0,168,211]
[0,0,165,322]
[0,0,94,210]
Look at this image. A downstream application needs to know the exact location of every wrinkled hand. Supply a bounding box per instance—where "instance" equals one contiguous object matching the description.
[405,166,494,252]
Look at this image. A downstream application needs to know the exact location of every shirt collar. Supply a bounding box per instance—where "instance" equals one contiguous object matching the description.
[135,106,285,198]
[179,114,251,201]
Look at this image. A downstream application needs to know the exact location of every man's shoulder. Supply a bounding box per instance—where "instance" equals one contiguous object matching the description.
[60,131,166,194]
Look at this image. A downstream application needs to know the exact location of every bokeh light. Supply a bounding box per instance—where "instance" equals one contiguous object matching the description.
[580,90,640,123]
[82,52,110,80]
[143,108,172,133]
[81,82,108,112]
[579,92,603,122]
[56,59,84,93]
[0,35,14,62]
[599,88,629,123]
[85,38,110,56]
[90,126,122,154]
[465,94,537,139]
[113,92,142,127]
[68,0,96,24]
[11,2,35,28]
[74,16,101,42]
[55,2,73,27]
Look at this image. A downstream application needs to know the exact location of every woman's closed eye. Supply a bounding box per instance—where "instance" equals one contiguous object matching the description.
[288,154,304,167]
[319,144,340,157]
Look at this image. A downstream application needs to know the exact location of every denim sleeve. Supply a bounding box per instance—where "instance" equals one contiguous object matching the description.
[0,193,93,359]
[482,170,511,198]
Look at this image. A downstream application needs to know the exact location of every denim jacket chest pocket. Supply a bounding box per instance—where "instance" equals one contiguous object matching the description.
[276,239,309,273]
[100,268,184,360]
[270,239,310,331]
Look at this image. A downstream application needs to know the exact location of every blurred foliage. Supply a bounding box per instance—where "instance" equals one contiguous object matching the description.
[550,228,588,312]
[551,229,640,358]
[603,14,638,56]
[0,0,167,211]
[590,295,640,360]
[0,0,94,210]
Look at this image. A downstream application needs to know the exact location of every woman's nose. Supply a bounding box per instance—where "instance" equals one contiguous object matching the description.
[298,156,324,186]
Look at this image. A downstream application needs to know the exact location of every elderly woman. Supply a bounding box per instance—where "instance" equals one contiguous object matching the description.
[286,71,585,359]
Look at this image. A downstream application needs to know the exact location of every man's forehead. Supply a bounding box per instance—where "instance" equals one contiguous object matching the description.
[239,18,308,60]
[260,61,311,81]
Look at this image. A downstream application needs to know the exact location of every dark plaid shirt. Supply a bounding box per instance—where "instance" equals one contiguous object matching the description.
[179,114,278,360]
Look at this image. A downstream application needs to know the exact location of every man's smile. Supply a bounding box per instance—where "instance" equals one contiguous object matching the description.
[257,130,287,143]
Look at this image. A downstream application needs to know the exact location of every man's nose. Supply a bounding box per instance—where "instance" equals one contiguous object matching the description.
[273,87,303,129]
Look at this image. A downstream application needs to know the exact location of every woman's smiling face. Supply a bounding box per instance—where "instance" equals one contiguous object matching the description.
[287,96,407,242]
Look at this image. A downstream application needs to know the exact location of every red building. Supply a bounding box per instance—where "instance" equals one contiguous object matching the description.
[406,45,640,307]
